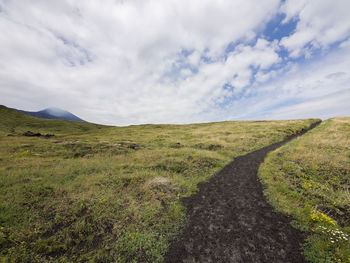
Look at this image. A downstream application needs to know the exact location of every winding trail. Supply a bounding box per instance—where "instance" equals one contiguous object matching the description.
[165,122,321,263]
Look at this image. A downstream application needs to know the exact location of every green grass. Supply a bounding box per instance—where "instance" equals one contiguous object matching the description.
[0,105,320,262]
[259,117,350,262]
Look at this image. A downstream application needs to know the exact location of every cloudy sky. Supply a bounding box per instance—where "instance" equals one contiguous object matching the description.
[1,0,350,125]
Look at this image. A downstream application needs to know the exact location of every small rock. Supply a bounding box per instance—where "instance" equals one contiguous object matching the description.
[22,131,54,138]
[23,131,41,137]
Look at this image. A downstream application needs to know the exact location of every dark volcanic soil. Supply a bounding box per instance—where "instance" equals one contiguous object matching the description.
[165,122,321,263]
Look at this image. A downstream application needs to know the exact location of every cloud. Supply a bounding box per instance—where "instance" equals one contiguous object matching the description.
[0,0,349,125]
[266,90,350,120]
[280,0,350,58]
[0,0,281,125]
[214,43,350,121]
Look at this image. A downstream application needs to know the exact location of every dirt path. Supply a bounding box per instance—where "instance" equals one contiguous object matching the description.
[165,122,321,263]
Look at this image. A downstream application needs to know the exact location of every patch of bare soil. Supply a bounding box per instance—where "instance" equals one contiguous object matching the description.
[165,122,320,263]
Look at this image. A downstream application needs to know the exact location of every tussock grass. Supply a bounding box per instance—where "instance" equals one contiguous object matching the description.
[259,117,350,262]
[0,105,319,262]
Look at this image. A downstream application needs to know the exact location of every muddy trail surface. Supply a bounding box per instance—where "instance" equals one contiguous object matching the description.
[165,121,321,263]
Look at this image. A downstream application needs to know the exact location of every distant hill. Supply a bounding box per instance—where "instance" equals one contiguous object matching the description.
[18,107,86,122]
[0,105,107,135]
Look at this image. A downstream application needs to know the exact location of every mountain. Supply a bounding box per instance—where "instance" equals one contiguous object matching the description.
[0,105,106,135]
[18,107,86,122]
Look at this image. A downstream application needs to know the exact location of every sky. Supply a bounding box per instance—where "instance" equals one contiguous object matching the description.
[1,0,350,125]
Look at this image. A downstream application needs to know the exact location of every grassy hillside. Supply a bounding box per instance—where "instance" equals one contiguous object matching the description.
[0,105,107,135]
[259,117,350,262]
[0,106,320,262]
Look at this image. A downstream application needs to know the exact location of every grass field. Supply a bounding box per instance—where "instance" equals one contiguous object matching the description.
[259,117,350,262]
[0,105,319,262]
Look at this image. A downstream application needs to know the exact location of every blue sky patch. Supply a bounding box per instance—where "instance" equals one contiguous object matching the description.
[263,13,298,41]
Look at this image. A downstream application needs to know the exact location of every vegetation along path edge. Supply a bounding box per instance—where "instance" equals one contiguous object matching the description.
[165,121,321,263]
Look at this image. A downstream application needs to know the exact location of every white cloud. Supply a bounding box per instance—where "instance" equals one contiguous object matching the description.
[0,0,281,125]
[265,90,350,120]
[280,0,350,58]
[187,51,201,67]
[0,0,349,125]
[215,43,350,121]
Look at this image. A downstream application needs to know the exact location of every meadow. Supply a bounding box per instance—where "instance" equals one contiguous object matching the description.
[259,117,350,262]
[0,105,319,262]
